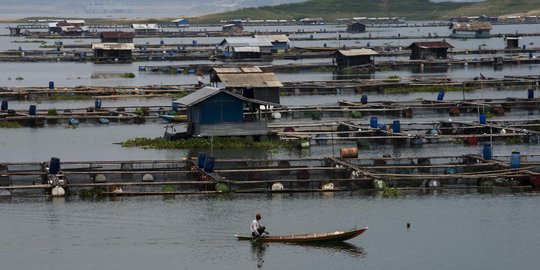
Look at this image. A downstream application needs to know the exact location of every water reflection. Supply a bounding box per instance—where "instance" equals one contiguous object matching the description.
[250,241,365,269]
[250,242,267,268]
[296,242,366,258]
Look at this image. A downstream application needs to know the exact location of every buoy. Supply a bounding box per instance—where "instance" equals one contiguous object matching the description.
[51,186,65,197]
[215,182,230,192]
[300,141,310,148]
[271,182,284,190]
[373,179,386,189]
[340,147,358,158]
[271,112,281,119]
[68,118,80,126]
[426,179,441,187]
[321,182,334,190]
[315,134,328,145]
[99,118,110,124]
[142,174,154,182]
[111,185,123,193]
[94,174,107,183]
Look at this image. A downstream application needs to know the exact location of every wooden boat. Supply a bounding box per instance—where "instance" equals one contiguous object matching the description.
[158,114,187,122]
[235,227,367,243]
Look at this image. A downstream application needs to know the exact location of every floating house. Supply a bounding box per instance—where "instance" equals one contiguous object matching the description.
[100,31,134,43]
[93,31,135,62]
[210,67,282,104]
[218,37,273,59]
[254,35,290,52]
[48,20,89,36]
[92,43,135,62]
[173,87,279,137]
[334,48,378,68]
[408,41,454,60]
[171,18,190,27]
[504,35,521,49]
[450,22,492,38]
[222,24,244,33]
[347,22,366,33]
[132,23,159,34]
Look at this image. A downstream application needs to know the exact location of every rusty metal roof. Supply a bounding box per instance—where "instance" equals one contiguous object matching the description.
[408,41,454,49]
[254,34,290,43]
[216,73,283,88]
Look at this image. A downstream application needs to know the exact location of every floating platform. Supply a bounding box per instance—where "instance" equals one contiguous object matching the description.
[1,154,539,197]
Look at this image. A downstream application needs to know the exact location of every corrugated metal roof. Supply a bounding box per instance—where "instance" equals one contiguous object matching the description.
[131,23,159,30]
[240,67,263,73]
[217,73,283,88]
[92,43,135,50]
[174,87,281,107]
[254,34,290,43]
[174,87,222,106]
[219,37,273,47]
[65,20,85,24]
[212,67,262,74]
[409,41,454,49]
[337,48,378,56]
[233,46,260,53]
[450,22,492,31]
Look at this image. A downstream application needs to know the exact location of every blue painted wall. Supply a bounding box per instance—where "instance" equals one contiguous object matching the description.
[192,92,243,124]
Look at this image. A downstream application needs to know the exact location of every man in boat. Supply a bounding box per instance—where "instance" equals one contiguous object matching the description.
[251,213,268,237]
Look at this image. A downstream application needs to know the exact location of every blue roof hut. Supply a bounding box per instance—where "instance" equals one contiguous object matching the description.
[173,87,280,137]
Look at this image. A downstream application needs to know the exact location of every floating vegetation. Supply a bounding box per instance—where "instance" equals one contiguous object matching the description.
[383,75,401,82]
[504,137,523,145]
[79,187,107,200]
[12,40,46,44]
[47,108,58,115]
[15,76,24,80]
[135,107,149,116]
[48,94,91,101]
[0,121,21,128]
[121,137,299,150]
[121,72,136,78]
[381,186,400,198]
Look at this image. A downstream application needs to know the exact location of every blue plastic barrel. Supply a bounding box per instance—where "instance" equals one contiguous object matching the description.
[529,52,533,59]
[445,167,458,174]
[482,143,492,160]
[523,44,526,50]
[360,95,368,104]
[510,151,521,168]
[528,89,534,99]
[392,120,401,133]
[370,117,378,128]
[171,101,178,111]
[1,100,7,111]
[49,157,60,174]
[192,40,197,45]
[29,105,36,116]
[48,81,55,89]
[479,113,487,124]
[437,90,445,101]
[68,118,80,126]
[197,153,206,169]
[160,40,164,45]
[95,99,102,109]
[204,157,215,173]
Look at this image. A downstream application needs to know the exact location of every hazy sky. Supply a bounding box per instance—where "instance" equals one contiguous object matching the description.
[0,0,304,18]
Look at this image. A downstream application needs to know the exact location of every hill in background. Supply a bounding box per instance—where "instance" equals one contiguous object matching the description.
[195,0,540,23]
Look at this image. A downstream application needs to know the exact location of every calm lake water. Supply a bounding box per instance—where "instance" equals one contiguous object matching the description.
[0,190,539,270]
[1,21,540,270]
